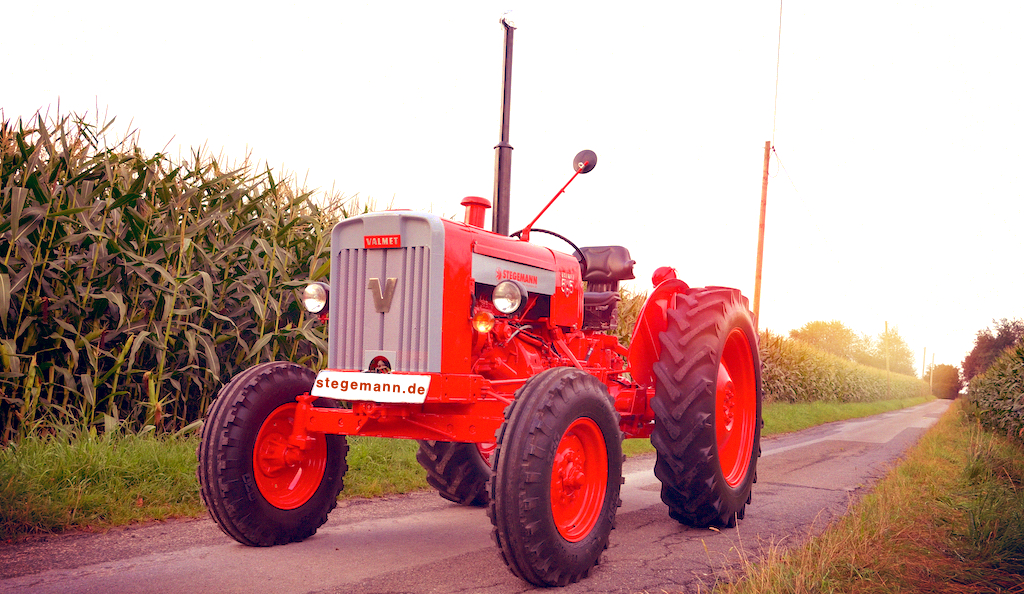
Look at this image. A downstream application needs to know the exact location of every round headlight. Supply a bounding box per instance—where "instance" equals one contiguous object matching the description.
[472,310,496,333]
[302,282,329,314]
[493,280,526,314]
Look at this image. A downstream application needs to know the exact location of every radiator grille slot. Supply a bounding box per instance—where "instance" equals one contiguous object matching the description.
[333,245,434,372]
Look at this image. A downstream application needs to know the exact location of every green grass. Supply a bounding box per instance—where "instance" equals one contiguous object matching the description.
[0,432,429,541]
[762,395,934,435]
[0,429,204,541]
[343,437,424,498]
[715,400,1024,594]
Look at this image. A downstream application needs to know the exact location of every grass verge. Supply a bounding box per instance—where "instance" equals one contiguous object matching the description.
[0,433,426,542]
[1,396,933,542]
[762,395,933,435]
[0,430,204,541]
[716,400,1024,594]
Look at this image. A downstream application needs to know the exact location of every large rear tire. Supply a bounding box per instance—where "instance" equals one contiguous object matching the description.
[416,440,492,506]
[650,287,762,528]
[197,362,348,546]
[489,367,623,587]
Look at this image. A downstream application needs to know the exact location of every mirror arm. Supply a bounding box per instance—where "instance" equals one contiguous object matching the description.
[517,160,588,242]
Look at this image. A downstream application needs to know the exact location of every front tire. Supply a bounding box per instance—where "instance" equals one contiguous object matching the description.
[489,367,623,587]
[650,287,762,528]
[197,362,348,546]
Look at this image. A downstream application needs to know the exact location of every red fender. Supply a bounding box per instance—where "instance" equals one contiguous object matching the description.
[627,271,689,388]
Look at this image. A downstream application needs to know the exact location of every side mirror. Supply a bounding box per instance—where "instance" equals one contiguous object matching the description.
[573,150,597,174]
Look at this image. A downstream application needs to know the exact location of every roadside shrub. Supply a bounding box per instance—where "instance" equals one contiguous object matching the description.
[965,344,1024,446]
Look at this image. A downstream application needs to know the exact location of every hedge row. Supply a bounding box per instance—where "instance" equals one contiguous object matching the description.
[966,344,1024,445]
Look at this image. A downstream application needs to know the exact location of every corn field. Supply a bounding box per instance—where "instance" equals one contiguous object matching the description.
[759,331,929,404]
[0,111,340,442]
[966,344,1024,446]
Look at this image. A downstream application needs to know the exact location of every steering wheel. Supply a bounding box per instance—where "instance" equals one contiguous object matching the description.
[510,228,588,275]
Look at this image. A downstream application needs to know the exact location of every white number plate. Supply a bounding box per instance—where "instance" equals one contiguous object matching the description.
[310,370,432,404]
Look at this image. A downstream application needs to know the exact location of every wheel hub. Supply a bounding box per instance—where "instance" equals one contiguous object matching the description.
[554,447,586,503]
[253,403,329,510]
[549,417,608,542]
[256,434,303,476]
[719,370,736,433]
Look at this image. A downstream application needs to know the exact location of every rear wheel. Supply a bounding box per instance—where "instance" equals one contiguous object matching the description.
[489,367,623,587]
[650,287,762,527]
[198,362,348,546]
[416,441,492,506]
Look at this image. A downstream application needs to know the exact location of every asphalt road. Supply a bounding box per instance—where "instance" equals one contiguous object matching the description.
[0,399,952,594]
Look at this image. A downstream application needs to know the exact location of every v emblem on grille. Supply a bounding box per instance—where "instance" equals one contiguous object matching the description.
[367,278,398,313]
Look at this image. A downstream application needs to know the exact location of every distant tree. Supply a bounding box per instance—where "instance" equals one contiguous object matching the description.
[789,321,860,360]
[851,332,881,368]
[789,320,916,375]
[962,318,1024,381]
[875,325,916,376]
[925,364,963,399]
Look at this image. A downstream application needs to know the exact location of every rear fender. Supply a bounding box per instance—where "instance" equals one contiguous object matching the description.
[626,278,689,388]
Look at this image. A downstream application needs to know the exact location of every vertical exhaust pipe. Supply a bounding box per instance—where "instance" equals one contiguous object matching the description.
[492,15,515,235]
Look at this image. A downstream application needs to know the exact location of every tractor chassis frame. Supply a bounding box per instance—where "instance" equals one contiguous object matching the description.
[287,372,653,450]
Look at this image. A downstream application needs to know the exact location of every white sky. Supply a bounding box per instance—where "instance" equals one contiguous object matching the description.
[5,1,1022,373]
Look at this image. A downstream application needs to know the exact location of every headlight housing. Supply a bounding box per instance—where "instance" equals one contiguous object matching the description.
[301,282,330,314]
[492,280,527,314]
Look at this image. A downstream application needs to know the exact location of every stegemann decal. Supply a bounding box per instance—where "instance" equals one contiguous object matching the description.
[495,267,539,287]
[311,370,432,404]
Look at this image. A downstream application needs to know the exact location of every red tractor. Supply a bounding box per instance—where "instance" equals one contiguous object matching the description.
[197,150,762,587]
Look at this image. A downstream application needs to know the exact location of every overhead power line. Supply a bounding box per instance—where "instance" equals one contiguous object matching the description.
[772,0,783,147]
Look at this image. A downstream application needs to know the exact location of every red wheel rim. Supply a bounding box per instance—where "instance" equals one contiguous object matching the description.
[253,403,328,510]
[716,328,758,488]
[476,442,496,466]
[550,417,608,542]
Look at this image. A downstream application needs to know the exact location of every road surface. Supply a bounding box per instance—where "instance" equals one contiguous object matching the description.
[0,399,951,593]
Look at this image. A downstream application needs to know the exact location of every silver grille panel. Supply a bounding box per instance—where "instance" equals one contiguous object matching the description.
[327,213,445,372]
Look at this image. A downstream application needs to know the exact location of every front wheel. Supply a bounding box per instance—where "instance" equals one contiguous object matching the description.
[489,367,623,587]
[197,362,348,546]
[650,287,762,528]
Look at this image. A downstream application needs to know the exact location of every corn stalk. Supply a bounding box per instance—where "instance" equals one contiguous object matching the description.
[0,110,337,441]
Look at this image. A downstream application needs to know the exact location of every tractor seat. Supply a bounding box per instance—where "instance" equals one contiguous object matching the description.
[579,245,635,292]
[578,246,634,331]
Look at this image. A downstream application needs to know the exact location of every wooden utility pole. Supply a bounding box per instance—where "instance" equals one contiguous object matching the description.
[930,353,935,394]
[885,321,891,399]
[753,140,770,328]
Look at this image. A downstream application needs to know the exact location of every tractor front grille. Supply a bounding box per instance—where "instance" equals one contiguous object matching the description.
[327,212,445,373]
